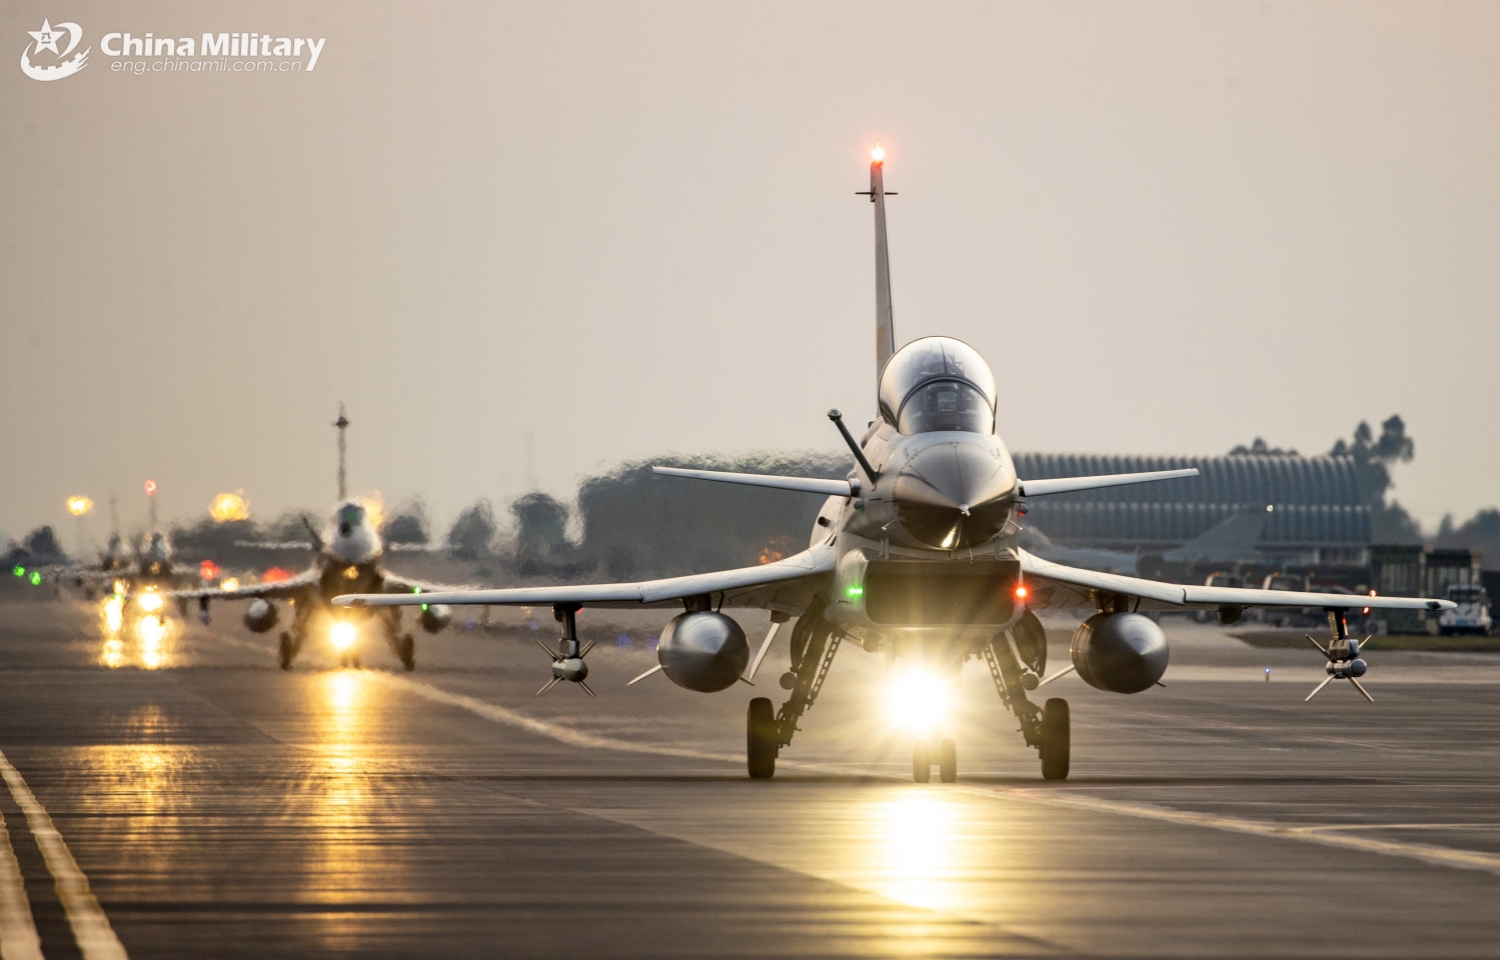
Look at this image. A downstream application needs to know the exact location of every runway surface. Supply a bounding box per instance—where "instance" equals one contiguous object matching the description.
[0,594,1498,958]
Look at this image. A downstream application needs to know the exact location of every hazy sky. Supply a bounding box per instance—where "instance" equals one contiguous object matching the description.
[4,1,1498,546]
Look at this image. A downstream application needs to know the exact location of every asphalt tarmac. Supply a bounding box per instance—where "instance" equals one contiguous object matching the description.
[0,594,1498,959]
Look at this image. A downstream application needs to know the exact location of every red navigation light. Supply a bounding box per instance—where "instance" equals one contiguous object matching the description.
[144,480,158,495]
[198,559,220,581]
[262,567,292,584]
[871,142,885,163]
[1015,584,1029,600]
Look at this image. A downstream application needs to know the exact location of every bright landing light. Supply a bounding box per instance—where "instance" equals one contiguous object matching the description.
[871,142,885,163]
[137,591,164,613]
[885,670,950,733]
[330,621,356,650]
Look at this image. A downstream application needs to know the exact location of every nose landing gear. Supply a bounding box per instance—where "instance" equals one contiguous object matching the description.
[911,736,958,783]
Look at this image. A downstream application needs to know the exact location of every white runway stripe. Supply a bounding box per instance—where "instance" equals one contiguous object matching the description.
[0,805,43,960]
[0,752,127,960]
[990,787,1500,878]
[366,672,741,763]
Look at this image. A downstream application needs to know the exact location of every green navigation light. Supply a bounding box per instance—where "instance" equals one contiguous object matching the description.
[12,566,24,577]
[29,572,42,586]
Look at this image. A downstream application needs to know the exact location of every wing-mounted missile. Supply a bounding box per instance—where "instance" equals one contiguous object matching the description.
[1305,610,1373,702]
[534,603,597,698]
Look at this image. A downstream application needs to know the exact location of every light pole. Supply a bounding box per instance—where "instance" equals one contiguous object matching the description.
[66,495,93,560]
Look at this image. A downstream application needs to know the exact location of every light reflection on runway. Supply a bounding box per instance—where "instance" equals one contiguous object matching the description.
[868,792,967,913]
[307,670,393,952]
[96,596,177,669]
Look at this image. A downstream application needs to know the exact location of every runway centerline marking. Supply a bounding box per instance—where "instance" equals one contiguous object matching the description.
[0,801,43,960]
[363,672,742,764]
[0,751,128,960]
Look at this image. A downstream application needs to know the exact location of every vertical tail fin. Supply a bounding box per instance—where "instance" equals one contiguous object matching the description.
[335,403,350,501]
[866,143,897,386]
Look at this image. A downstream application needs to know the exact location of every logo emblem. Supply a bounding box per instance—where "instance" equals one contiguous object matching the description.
[21,20,88,82]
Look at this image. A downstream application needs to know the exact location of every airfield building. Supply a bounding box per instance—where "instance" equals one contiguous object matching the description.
[1014,452,1371,568]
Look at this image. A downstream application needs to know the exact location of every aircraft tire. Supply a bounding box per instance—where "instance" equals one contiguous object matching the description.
[1041,698,1070,781]
[747,697,777,779]
[398,634,416,672]
[938,738,957,783]
[913,739,931,783]
[278,633,295,671]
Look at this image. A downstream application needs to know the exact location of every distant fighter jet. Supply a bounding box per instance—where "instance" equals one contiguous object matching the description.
[65,485,196,596]
[174,407,469,671]
[336,148,1454,781]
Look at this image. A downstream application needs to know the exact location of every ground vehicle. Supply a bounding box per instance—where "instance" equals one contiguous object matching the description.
[1438,585,1493,636]
[1259,573,1309,627]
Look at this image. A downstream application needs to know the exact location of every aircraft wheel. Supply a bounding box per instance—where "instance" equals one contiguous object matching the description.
[912,739,931,783]
[938,738,957,783]
[1041,698,1070,781]
[397,634,416,672]
[747,697,777,779]
[278,633,295,671]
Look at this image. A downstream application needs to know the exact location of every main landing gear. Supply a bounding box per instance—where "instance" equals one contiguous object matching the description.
[278,602,312,671]
[746,600,840,780]
[983,611,1070,780]
[381,608,416,672]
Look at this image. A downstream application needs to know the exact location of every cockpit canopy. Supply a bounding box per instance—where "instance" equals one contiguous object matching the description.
[337,502,365,534]
[877,337,996,435]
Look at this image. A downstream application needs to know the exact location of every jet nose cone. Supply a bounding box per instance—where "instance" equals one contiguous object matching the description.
[893,441,1017,549]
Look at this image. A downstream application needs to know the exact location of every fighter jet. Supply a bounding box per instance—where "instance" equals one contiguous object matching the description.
[173,407,468,671]
[64,485,196,597]
[335,147,1454,781]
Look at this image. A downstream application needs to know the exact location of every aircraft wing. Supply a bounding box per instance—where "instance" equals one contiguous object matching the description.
[61,568,121,584]
[335,543,837,615]
[168,567,321,602]
[1018,549,1455,612]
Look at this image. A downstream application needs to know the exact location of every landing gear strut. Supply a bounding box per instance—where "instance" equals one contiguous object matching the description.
[983,610,1070,780]
[745,599,839,779]
[278,603,311,671]
[382,608,416,671]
